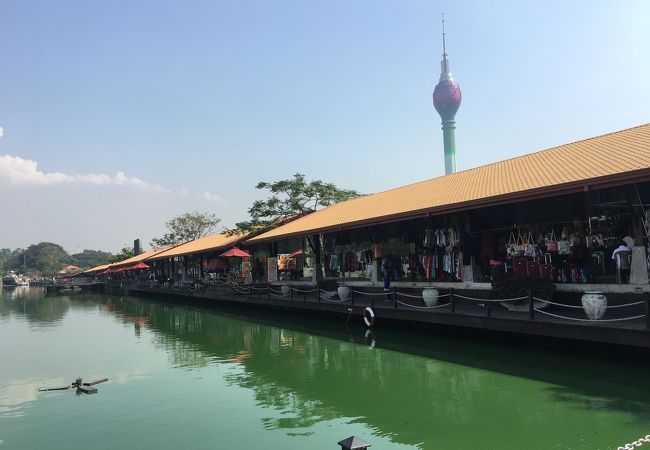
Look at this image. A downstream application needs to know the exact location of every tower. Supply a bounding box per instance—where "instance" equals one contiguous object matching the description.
[433,14,462,175]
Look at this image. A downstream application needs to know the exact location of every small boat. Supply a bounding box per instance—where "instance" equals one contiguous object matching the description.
[2,272,18,287]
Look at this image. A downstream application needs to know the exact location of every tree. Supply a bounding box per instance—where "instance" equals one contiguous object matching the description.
[106,246,135,264]
[0,248,12,275]
[227,173,360,236]
[150,211,222,248]
[70,249,114,270]
[19,242,71,275]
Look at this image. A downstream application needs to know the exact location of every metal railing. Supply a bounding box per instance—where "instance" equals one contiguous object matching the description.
[226,282,650,328]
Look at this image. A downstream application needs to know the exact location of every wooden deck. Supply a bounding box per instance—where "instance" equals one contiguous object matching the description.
[119,283,650,349]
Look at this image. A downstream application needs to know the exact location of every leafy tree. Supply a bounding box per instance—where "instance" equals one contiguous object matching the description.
[0,243,117,274]
[19,242,71,275]
[150,211,221,248]
[227,173,360,236]
[70,249,114,270]
[3,248,25,272]
[106,246,136,264]
[0,248,12,275]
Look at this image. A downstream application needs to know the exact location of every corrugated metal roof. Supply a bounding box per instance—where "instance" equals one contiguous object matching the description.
[249,123,650,243]
[147,233,246,260]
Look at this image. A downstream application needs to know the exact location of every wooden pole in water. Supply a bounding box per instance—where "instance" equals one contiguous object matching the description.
[84,378,108,386]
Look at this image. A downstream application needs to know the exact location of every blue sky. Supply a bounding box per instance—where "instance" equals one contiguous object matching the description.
[1,0,649,253]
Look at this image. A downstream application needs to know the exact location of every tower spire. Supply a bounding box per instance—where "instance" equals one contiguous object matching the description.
[439,13,452,82]
[442,12,446,55]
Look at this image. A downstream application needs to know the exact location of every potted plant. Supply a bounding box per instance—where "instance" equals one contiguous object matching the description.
[492,274,556,311]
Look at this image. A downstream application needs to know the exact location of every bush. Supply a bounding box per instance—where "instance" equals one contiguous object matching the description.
[491,274,556,303]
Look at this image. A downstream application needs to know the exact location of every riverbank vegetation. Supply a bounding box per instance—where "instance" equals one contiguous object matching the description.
[0,243,113,276]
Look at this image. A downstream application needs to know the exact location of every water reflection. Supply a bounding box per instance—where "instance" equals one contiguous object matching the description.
[102,296,650,449]
[0,287,70,327]
[4,292,650,449]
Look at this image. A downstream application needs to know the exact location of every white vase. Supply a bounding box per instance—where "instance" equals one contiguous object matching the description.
[581,291,607,320]
[338,286,350,301]
[280,285,290,297]
[422,288,439,307]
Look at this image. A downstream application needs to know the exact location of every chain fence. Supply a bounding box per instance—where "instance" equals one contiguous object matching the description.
[618,434,650,449]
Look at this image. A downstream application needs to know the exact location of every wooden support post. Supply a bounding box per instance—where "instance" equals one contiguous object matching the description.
[529,289,534,320]
[267,282,271,299]
[317,288,321,303]
[350,288,354,306]
[486,301,491,317]
[450,288,455,313]
[290,284,293,301]
[645,293,650,330]
[393,287,397,309]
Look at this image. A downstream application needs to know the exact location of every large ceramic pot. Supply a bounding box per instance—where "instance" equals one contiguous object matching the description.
[280,285,290,297]
[338,286,351,301]
[422,288,439,307]
[581,291,607,320]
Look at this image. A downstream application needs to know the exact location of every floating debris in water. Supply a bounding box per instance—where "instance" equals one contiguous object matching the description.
[38,377,108,394]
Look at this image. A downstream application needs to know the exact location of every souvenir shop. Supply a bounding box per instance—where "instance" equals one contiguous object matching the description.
[251,237,315,282]
[296,181,650,286]
[470,182,650,285]
[320,229,374,279]
[318,218,466,283]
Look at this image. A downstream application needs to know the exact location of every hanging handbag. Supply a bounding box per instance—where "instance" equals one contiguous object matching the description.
[506,232,520,258]
[545,230,558,252]
[523,232,537,258]
[557,239,571,255]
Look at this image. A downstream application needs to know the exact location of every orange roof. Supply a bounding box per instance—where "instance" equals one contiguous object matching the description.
[147,233,247,260]
[111,247,174,267]
[249,123,650,243]
[85,264,110,274]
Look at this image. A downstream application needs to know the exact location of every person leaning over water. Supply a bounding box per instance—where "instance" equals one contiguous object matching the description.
[381,257,391,292]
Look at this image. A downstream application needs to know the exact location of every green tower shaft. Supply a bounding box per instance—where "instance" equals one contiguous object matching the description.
[442,119,456,174]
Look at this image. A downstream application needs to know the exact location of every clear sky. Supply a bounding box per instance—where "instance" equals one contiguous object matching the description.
[1,0,649,253]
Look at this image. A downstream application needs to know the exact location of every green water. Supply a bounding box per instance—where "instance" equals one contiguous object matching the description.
[1,288,649,449]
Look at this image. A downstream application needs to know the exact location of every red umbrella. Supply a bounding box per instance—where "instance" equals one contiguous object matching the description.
[219,247,251,258]
[128,261,150,270]
[288,249,305,258]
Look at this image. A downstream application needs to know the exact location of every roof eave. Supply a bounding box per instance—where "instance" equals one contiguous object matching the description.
[246,168,650,244]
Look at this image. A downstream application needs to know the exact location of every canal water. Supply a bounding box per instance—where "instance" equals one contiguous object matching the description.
[1,288,649,450]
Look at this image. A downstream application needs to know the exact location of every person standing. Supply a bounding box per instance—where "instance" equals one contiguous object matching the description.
[253,258,265,284]
[381,257,391,292]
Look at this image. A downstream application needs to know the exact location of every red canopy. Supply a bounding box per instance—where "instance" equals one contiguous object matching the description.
[288,249,305,258]
[219,247,251,258]
[128,261,150,270]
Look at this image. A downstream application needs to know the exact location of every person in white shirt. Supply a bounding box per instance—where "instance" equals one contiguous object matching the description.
[612,241,632,283]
